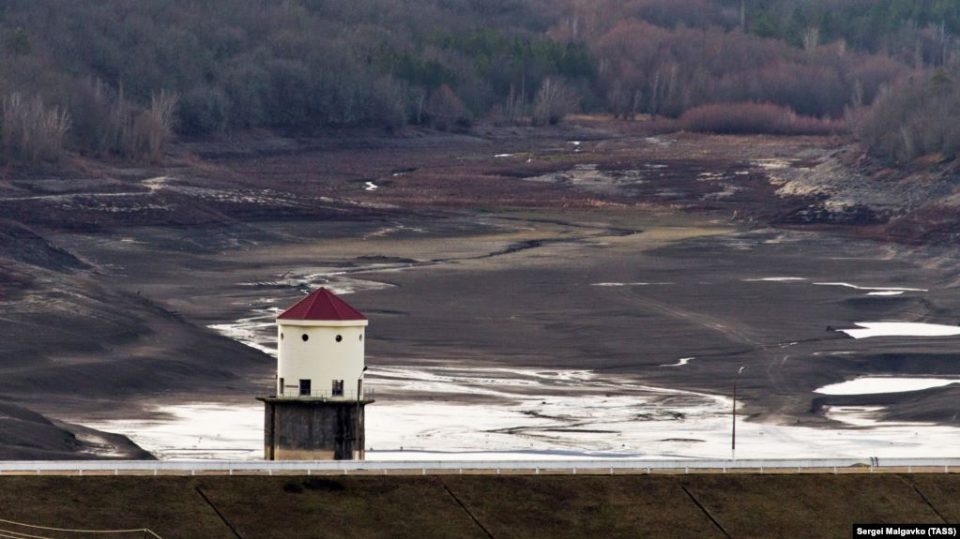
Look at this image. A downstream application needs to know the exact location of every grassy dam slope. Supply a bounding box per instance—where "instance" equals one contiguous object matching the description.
[0,474,957,538]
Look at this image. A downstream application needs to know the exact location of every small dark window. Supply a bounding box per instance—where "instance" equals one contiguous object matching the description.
[299,379,311,396]
[359,334,363,341]
[302,334,309,342]
[335,334,342,342]
[280,332,284,340]
[279,377,284,395]
[332,380,344,396]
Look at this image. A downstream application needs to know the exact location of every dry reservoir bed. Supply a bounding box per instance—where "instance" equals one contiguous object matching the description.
[45,211,960,460]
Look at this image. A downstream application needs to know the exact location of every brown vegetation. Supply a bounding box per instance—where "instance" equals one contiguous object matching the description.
[681,102,845,135]
[1,94,70,163]
[424,85,472,132]
[856,70,960,162]
[589,20,909,121]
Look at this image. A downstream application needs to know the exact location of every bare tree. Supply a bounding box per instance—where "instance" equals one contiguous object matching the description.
[424,85,471,131]
[803,27,820,51]
[135,90,179,162]
[532,78,579,126]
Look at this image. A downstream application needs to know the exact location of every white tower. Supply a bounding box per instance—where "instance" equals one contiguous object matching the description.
[260,287,373,460]
[275,287,368,399]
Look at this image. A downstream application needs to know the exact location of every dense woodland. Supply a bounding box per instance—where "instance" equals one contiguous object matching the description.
[1,0,959,164]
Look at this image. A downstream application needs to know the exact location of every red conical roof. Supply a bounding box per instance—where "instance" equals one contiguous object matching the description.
[277,288,367,321]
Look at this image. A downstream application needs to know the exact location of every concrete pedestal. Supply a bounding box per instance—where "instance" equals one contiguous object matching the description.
[258,397,373,460]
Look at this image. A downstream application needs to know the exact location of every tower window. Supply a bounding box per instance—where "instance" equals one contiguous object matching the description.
[299,379,311,396]
[359,334,363,341]
[302,334,309,342]
[280,332,284,340]
[332,380,344,396]
[335,335,342,342]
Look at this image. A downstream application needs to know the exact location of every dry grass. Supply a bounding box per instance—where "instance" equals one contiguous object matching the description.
[0,474,954,538]
[1,94,71,163]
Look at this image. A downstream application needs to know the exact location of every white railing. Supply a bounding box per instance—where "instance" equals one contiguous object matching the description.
[0,457,959,475]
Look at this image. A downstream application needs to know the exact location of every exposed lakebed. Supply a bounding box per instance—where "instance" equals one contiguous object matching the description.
[64,214,960,460]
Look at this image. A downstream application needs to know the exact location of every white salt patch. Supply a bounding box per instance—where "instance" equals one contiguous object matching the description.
[208,312,278,357]
[743,277,807,282]
[824,406,887,427]
[867,291,904,296]
[494,153,513,158]
[644,137,670,147]
[704,184,740,200]
[661,357,693,367]
[84,365,960,461]
[85,404,263,460]
[76,432,129,458]
[364,181,378,191]
[839,322,960,339]
[592,282,671,287]
[752,159,791,170]
[142,176,171,192]
[813,282,927,293]
[816,377,960,396]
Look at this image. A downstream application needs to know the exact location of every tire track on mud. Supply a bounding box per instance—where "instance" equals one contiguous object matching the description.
[622,290,794,407]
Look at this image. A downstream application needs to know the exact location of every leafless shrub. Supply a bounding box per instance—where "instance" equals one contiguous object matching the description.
[87,85,178,162]
[135,90,178,162]
[856,71,960,163]
[1,93,71,162]
[592,19,911,120]
[424,84,471,131]
[680,102,846,135]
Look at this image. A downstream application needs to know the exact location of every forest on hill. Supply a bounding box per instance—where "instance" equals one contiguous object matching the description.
[1,0,959,164]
